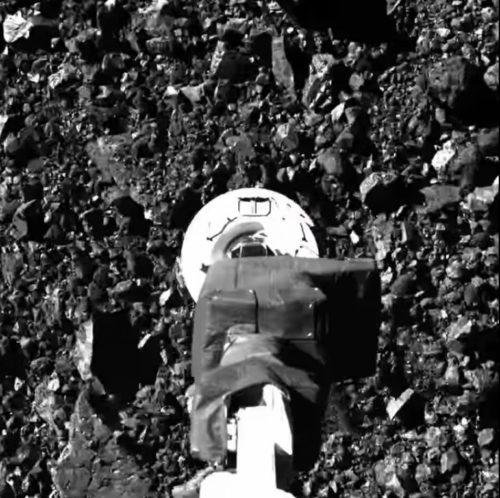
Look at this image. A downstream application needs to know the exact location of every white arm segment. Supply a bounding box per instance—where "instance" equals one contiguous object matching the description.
[199,385,295,498]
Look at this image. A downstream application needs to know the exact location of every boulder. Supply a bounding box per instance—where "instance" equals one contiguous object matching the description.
[109,192,150,237]
[52,390,151,498]
[451,144,498,189]
[360,171,405,213]
[10,200,46,241]
[0,337,26,378]
[477,128,499,156]
[425,57,497,125]
[477,428,496,448]
[420,185,461,213]
[111,280,151,303]
[110,192,145,219]
[74,311,140,402]
[33,378,61,430]
[390,273,417,298]
[124,251,154,279]
[168,186,202,230]
[484,62,499,92]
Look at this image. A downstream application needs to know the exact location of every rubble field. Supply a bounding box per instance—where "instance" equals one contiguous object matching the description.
[0,0,498,497]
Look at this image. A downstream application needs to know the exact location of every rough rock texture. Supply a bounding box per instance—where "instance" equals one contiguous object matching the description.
[0,0,498,496]
[52,390,151,498]
[424,56,498,125]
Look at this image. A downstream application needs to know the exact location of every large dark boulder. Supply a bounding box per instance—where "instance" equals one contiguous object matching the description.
[109,193,150,238]
[0,337,26,379]
[74,311,140,402]
[168,186,202,230]
[424,57,498,126]
[360,171,406,214]
[11,200,46,241]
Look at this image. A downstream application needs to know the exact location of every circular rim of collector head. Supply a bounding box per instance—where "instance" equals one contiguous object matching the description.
[180,187,319,301]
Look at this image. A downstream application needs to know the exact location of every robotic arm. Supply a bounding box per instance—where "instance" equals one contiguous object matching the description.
[174,188,380,498]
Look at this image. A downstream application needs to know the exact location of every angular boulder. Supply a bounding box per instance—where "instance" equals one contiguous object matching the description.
[74,311,140,402]
[425,57,497,125]
[360,171,405,214]
[52,390,151,498]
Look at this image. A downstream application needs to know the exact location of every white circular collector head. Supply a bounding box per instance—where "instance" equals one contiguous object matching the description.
[180,188,319,301]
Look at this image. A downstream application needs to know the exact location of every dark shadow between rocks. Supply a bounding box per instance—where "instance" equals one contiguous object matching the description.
[276,0,401,44]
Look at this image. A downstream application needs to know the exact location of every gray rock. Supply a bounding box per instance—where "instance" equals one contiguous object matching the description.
[52,390,151,498]
[484,62,499,92]
[478,428,496,448]
[10,200,46,241]
[391,273,417,298]
[420,185,461,213]
[424,57,496,124]
[440,447,461,474]
[445,316,474,342]
[477,128,499,156]
[33,378,61,430]
[414,463,431,485]
[445,260,467,280]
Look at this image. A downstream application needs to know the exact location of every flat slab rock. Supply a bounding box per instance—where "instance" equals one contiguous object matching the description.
[51,390,151,498]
